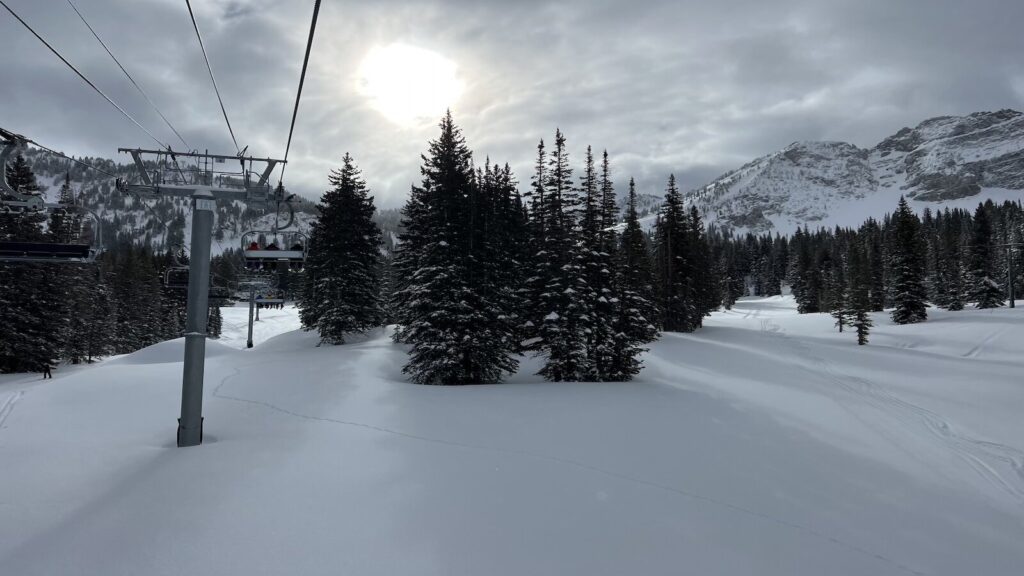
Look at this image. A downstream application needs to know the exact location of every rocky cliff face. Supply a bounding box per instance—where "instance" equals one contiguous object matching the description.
[688,110,1024,234]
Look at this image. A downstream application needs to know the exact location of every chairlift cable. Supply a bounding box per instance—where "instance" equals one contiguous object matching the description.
[278,0,322,185]
[65,0,191,151]
[184,0,241,155]
[0,0,169,149]
[22,138,118,179]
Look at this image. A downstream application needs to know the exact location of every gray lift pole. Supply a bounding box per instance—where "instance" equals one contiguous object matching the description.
[1007,245,1017,309]
[178,189,215,446]
[247,285,256,349]
[117,147,287,447]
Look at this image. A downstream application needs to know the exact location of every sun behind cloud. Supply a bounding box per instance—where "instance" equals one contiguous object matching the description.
[356,43,465,128]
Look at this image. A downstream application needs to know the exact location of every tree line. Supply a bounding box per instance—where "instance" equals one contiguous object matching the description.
[5,115,1020,377]
[715,196,1023,344]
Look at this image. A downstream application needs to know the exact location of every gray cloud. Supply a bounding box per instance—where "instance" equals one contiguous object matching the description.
[2,0,1023,206]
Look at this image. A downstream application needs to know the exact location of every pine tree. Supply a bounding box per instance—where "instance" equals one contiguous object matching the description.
[847,240,873,345]
[607,178,659,379]
[299,154,385,343]
[789,228,821,314]
[889,197,928,324]
[862,219,887,311]
[48,172,82,243]
[577,146,615,379]
[685,205,716,327]
[653,174,693,330]
[528,129,593,381]
[207,305,223,339]
[967,203,1004,309]
[391,112,518,384]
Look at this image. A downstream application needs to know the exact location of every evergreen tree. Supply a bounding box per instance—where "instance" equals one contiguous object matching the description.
[299,154,385,343]
[967,203,1004,308]
[889,197,928,324]
[391,112,519,384]
[577,146,615,379]
[528,129,593,381]
[607,178,659,379]
[207,305,223,339]
[846,240,873,345]
[652,175,693,330]
[686,205,717,327]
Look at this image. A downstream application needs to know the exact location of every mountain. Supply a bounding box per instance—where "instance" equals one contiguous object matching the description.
[687,109,1024,234]
[616,192,662,219]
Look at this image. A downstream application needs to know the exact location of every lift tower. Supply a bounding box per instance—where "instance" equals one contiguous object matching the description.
[118,148,287,446]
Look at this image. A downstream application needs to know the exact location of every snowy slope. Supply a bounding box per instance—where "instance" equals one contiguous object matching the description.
[688,110,1024,234]
[2,298,1022,575]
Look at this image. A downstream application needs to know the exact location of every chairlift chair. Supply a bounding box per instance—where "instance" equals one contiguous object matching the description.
[255,292,285,305]
[241,230,308,271]
[0,129,102,264]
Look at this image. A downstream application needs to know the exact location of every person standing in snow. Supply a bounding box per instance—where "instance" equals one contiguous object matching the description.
[42,363,52,379]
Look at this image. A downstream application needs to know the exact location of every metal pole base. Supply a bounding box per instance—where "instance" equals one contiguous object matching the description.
[177,417,204,447]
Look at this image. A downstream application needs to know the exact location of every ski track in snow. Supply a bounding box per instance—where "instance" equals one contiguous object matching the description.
[758,316,1024,508]
[962,326,1009,359]
[0,391,25,429]
[210,359,925,576]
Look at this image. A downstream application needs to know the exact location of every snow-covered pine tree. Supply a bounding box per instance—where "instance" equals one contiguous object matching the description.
[520,140,548,340]
[789,228,822,314]
[598,151,619,252]
[859,219,887,312]
[685,205,717,329]
[577,146,615,379]
[528,129,594,381]
[889,197,928,324]
[299,154,384,344]
[391,112,519,384]
[483,162,528,352]
[846,239,873,345]
[48,173,83,244]
[207,305,223,339]
[653,174,694,331]
[934,209,967,311]
[606,178,659,380]
[824,245,849,331]
[967,202,1004,309]
[80,281,117,362]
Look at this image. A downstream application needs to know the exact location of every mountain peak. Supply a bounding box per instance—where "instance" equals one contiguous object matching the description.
[688,110,1024,234]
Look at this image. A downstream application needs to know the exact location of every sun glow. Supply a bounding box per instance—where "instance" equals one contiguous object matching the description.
[357,43,465,127]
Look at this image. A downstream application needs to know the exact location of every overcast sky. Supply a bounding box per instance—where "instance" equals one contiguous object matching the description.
[3,0,1023,206]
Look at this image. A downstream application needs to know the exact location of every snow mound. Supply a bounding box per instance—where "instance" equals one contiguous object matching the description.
[106,337,238,365]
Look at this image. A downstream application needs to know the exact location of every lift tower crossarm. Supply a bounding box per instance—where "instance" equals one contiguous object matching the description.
[116,148,287,205]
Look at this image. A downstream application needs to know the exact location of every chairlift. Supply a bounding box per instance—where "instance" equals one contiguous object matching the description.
[0,241,96,263]
[163,266,191,289]
[241,229,308,271]
[0,129,102,264]
[255,292,285,305]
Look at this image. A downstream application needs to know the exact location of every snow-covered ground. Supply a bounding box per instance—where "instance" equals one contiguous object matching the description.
[218,302,304,350]
[1,297,1022,575]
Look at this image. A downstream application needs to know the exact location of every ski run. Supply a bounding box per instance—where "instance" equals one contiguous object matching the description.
[2,296,1022,576]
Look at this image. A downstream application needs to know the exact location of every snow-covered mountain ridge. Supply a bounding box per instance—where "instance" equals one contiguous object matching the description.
[688,109,1024,234]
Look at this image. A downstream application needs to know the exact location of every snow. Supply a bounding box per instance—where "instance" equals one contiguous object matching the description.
[216,302,304,350]
[2,297,1023,575]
